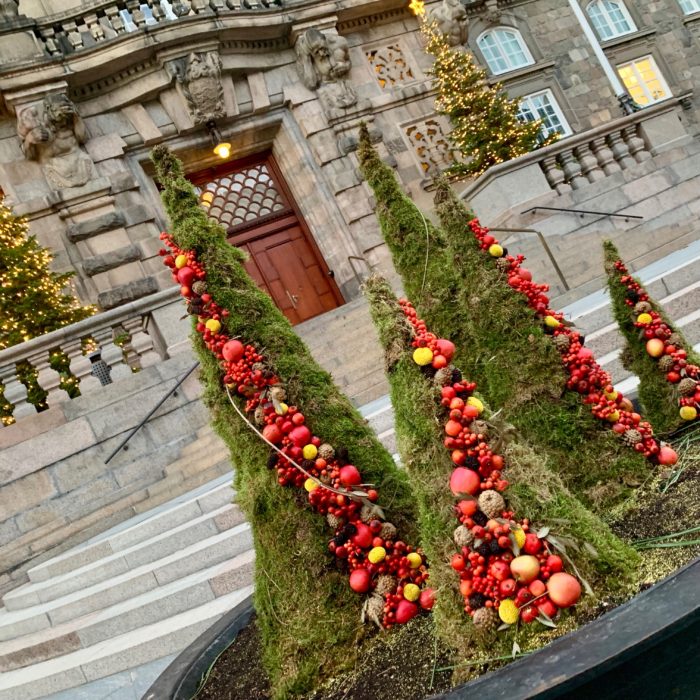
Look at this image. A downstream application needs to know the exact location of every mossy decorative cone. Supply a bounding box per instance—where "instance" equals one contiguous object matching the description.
[604,240,700,435]
[151,145,419,699]
[363,275,638,660]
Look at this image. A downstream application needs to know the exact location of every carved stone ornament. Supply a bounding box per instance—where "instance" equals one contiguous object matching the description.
[16,94,96,190]
[0,0,19,22]
[429,0,469,47]
[482,0,503,25]
[168,51,225,125]
[295,28,357,112]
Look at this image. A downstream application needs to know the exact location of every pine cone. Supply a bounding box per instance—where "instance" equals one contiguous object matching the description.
[362,594,385,627]
[622,429,642,446]
[191,280,207,295]
[433,367,453,387]
[375,575,397,596]
[379,522,397,540]
[669,332,684,347]
[454,525,474,548]
[472,607,499,633]
[679,377,697,397]
[553,334,571,351]
[269,386,286,402]
[478,490,506,518]
[327,513,344,530]
[659,356,674,372]
[318,443,335,460]
[495,258,510,272]
[634,301,651,314]
[360,504,375,524]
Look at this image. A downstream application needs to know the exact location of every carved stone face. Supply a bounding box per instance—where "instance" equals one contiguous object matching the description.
[306,29,330,62]
[44,94,75,126]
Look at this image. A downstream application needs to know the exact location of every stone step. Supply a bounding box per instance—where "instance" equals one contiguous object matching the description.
[0,550,254,673]
[0,585,254,700]
[0,523,252,641]
[3,503,244,612]
[25,475,234,585]
[584,279,700,357]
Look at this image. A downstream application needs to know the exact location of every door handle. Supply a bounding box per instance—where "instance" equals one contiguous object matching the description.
[286,290,299,308]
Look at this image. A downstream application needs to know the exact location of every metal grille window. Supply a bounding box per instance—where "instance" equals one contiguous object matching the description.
[477,28,534,75]
[617,56,671,106]
[517,90,572,140]
[586,0,636,40]
[678,0,700,13]
[195,162,291,231]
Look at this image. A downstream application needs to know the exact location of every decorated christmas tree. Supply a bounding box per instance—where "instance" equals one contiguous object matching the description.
[151,147,426,698]
[364,274,638,658]
[357,127,666,511]
[0,199,93,350]
[604,241,700,434]
[423,20,554,178]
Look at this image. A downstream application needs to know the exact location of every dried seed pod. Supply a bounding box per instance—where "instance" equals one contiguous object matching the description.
[375,575,398,596]
[634,301,651,315]
[454,525,474,548]
[379,521,397,541]
[318,443,335,460]
[472,607,499,634]
[679,377,697,397]
[477,490,506,519]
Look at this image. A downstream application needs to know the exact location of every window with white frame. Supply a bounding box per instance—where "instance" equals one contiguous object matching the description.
[517,90,572,141]
[586,0,637,40]
[678,0,700,14]
[477,28,534,75]
[617,56,671,106]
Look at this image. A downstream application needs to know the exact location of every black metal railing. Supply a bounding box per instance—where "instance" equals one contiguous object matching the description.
[521,206,643,222]
[104,361,200,464]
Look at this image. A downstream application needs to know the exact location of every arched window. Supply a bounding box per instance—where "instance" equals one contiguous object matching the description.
[517,91,572,140]
[477,28,534,75]
[586,0,636,40]
[678,0,700,14]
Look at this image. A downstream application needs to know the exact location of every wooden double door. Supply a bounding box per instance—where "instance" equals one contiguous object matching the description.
[190,154,343,325]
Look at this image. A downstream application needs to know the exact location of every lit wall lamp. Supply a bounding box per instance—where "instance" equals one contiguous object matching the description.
[206,120,231,160]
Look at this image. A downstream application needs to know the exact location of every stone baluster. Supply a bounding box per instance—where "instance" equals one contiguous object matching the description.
[558,150,587,189]
[591,136,620,176]
[126,0,147,28]
[30,350,65,408]
[39,27,62,56]
[15,359,49,414]
[209,0,226,11]
[622,125,651,163]
[122,314,161,369]
[85,13,105,42]
[63,20,85,51]
[226,0,241,9]
[146,0,165,21]
[91,327,127,383]
[63,338,101,395]
[573,142,605,183]
[541,155,572,194]
[607,131,636,170]
[105,5,127,34]
[191,0,210,13]
[0,364,24,424]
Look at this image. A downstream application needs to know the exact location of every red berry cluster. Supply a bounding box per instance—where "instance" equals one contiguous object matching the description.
[159,233,433,627]
[398,299,581,627]
[612,259,699,424]
[467,220,678,466]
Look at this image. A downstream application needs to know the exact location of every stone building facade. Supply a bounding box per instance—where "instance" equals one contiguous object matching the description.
[0,0,698,323]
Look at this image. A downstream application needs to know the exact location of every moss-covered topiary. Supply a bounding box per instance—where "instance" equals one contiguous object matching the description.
[151,146,419,699]
[363,275,639,659]
[603,240,700,435]
[357,127,649,511]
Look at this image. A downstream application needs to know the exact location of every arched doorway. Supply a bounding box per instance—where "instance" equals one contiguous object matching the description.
[189,154,343,325]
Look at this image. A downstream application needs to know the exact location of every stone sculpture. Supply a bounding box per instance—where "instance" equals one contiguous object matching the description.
[168,51,224,125]
[295,28,357,111]
[430,0,469,46]
[0,0,19,22]
[17,94,96,190]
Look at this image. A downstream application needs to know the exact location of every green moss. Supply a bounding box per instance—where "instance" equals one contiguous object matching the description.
[603,240,700,435]
[151,146,418,698]
[363,275,639,660]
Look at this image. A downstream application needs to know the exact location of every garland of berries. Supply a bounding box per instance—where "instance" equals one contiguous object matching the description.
[466,219,679,467]
[159,232,433,628]
[610,258,700,425]
[398,298,583,631]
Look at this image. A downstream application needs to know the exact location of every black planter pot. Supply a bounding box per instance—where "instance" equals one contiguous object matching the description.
[144,557,700,700]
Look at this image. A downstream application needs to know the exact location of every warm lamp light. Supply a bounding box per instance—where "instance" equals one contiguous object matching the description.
[201,191,214,207]
[205,120,231,161]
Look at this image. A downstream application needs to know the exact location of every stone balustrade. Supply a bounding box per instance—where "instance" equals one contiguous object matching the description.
[0,287,183,425]
[32,0,281,56]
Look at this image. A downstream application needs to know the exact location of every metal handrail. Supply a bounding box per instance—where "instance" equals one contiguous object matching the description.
[521,206,643,222]
[104,361,200,464]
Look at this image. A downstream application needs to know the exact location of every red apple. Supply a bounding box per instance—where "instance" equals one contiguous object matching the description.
[262,424,282,444]
[352,522,373,549]
[546,555,563,573]
[529,579,546,597]
[395,599,419,624]
[489,560,511,582]
[289,425,311,447]
[176,266,196,288]
[658,446,678,466]
[510,555,540,584]
[222,339,244,362]
[518,268,532,281]
[520,604,538,623]
[546,572,581,608]
[499,578,517,597]
[646,338,665,358]
[536,598,558,619]
[419,588,436,610]
[445,420,462,437]
[339,464,362,486]
[450,468,480,496]
[349,568,371,593]
[436,338,456,361]
[523,533,542,555]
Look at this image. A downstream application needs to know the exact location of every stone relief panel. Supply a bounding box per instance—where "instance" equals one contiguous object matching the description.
[16,94,96,190]
[295,28,357,112]
[403,116,454,176]
[430,0,469,46]
[166,51,225,125]
[365,43,415,90]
